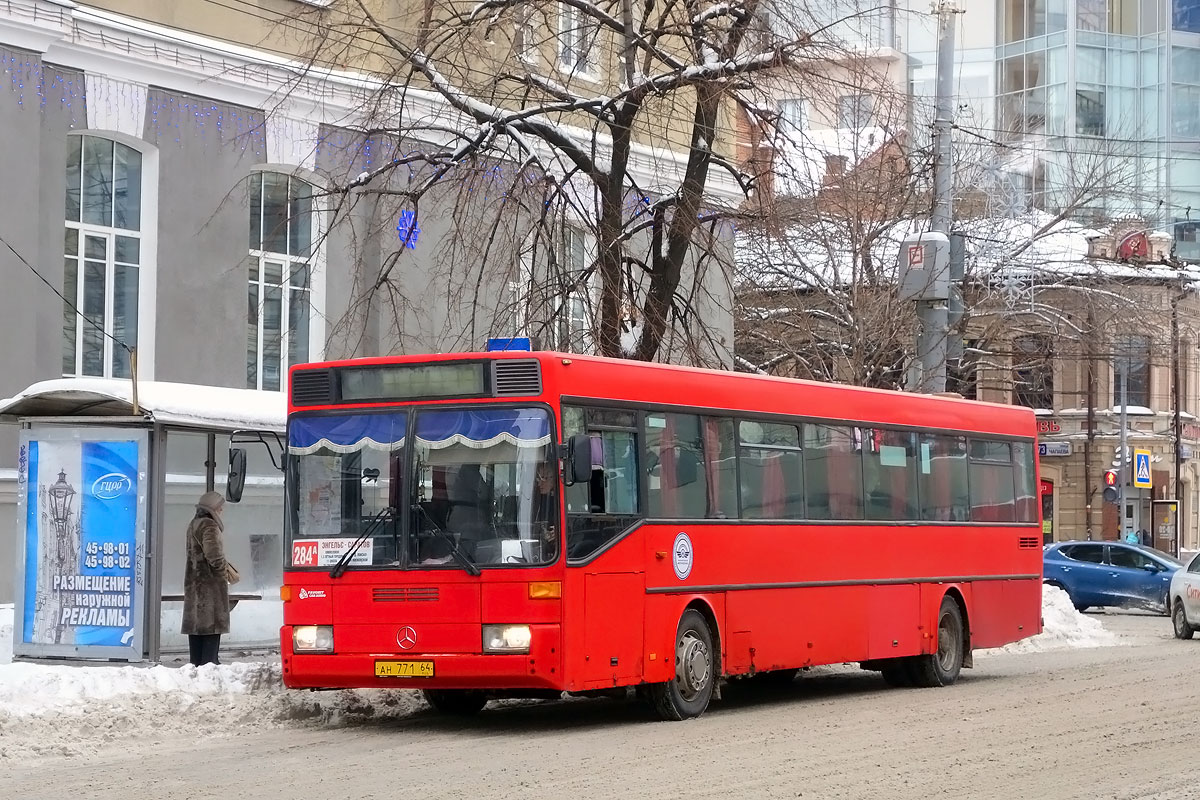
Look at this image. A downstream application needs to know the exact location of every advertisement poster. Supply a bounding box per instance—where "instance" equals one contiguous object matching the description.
[15,430,147,660]
[297,456,344,537]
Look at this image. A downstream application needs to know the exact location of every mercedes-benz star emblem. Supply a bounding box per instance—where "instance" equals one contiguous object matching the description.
[396,626,417,649]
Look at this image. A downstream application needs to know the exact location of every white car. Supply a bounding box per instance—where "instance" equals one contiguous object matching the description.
[1169,553,1200,639]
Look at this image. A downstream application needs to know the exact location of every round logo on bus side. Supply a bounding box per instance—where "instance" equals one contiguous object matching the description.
[673,532,693,580]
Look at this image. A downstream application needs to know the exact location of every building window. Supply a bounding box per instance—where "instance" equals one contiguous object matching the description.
[838,94,873,128]
[556,227,593,352]
[1012,334,1054,409]
[514,6,542,64]
[558,3,598,76]
[778,98,807,132]
[1076,88,1106,136]
[1113,334,1152,408]
[1178,0,1200,32]
[247,172,318,391]
[63,135,143,379]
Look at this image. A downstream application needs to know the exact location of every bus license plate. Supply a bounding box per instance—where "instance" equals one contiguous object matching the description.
[375,660,434,678]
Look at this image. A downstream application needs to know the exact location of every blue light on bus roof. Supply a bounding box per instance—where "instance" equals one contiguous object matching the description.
[485,337,532,352]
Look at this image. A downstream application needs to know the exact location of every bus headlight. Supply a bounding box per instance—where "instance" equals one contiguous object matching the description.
[293,625,334,653]
[482,624,532,654]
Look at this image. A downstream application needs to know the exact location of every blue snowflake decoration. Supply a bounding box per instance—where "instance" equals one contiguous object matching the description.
[396,210,421,250]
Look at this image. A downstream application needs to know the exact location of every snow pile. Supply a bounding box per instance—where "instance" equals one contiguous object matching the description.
[979,584,1119,656]
[0,657,424,760]
[0,607,423,760]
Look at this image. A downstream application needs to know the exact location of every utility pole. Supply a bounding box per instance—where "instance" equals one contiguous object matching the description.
[1173,284,1184,556]
[1118,355,1129,540]
[931,1,956,238]
[912,1,959,394]
[1084,305,1097,540]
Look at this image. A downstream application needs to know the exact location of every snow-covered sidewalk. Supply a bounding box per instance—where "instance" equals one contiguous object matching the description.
[0,603,422,759]
[0,587,1119,759]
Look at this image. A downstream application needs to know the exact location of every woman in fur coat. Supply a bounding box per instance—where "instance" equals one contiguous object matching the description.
[182,491,231,666]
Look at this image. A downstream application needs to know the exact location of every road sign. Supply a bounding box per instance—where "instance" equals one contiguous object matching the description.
[1133,449,1153,489]
[485,337,532,351]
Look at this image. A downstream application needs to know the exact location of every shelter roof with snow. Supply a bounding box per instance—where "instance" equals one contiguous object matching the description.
[0,379,286,432]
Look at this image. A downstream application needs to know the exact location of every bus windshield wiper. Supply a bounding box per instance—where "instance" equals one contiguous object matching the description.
[329,507,393,578]
[415,504,481,577]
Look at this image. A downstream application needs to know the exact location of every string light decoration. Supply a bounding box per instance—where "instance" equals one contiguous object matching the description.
[396,209,421,250]
[0,52,739,236]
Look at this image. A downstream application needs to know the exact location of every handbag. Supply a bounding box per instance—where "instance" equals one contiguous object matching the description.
[225,562,241,585]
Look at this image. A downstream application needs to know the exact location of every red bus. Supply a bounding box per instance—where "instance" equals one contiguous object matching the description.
[281,351,1042,719]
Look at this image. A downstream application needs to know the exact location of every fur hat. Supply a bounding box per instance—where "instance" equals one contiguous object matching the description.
[196,491,225,515]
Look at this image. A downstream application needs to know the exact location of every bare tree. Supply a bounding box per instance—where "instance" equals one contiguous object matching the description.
[732,57,927,387]
[732,92,1165,392]
[273,0,879,363]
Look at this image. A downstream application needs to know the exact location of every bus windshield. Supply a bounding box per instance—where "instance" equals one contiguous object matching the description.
[287,406,559,570]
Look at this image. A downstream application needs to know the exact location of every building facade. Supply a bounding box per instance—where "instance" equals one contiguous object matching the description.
[0,0,739,603]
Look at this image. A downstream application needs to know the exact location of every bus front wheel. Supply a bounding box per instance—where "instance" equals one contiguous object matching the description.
[646,609,716,720]
[908,597,965,688]
[423,689,488,715]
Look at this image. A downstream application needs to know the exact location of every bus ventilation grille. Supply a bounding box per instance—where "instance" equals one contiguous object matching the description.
[1018,536,1040,549]
[373,587,439,602]
[492,359,542,396]
[291,369,334,406]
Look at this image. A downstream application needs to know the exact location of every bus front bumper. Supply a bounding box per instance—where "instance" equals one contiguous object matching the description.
[281,624,563,691]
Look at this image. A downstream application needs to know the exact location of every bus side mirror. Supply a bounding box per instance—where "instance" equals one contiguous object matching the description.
[227,448,247,503]
[564,433,594,486]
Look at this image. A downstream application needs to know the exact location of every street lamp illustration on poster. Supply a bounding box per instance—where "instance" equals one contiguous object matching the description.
[36,468,79,644]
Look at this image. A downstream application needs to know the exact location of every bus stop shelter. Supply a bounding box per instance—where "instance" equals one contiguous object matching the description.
[0,378,285,663]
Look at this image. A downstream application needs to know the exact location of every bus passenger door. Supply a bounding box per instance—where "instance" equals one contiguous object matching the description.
[582,572,644,685]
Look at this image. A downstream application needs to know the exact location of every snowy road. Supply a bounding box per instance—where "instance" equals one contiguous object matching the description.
[4,611,1199,799]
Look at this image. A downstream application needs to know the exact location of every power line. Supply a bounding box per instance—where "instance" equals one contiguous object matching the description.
[0,234,132,355]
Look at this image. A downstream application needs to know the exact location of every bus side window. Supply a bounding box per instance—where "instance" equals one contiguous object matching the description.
[803,424,864,520]
[1012,441,1038,523]
[968,439,1016,522]
[562,406,642,561]
[918,434,969,521]
[647,413,707,518]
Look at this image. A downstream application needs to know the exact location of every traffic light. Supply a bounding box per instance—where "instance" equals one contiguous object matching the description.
[1103,469,1119,504]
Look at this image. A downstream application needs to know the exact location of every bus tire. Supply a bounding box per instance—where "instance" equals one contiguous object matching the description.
[1173,599,1194,640]
[422,689,488,715]
[880,659,914,687]
[909,597,965,688]
[646,609,716,720]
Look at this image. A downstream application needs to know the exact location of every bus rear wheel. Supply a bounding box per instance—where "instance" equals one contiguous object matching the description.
[908,597,965,688]
[423,689,488,715]
[646,609,716,721]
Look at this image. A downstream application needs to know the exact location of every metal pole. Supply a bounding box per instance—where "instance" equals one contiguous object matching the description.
[1085,305,1097,540]
[1118,358,1129,541]
[916,1,957,394]
[1174,289,1183,556]
[931,2,956,237]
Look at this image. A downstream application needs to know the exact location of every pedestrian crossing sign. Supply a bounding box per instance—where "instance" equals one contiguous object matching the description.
[1133,449,1152,489]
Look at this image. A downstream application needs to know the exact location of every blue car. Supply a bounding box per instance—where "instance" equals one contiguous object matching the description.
[1043,541,1183,613]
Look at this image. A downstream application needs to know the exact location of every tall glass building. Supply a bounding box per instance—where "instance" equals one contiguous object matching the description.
[904,0,1200,258]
